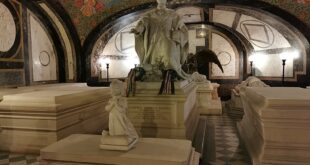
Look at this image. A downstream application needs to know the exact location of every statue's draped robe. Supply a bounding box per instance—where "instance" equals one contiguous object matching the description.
[134,9,189,79]
[107,97,138,140]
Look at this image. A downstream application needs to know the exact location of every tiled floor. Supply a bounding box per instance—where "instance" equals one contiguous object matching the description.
[0,153,38,165]
[200,115,252,165]
[0,114,251,165]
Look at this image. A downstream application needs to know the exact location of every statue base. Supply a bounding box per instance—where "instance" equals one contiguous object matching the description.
[126,80,199,140]
[99,131,138,151]
[40,134,200,165]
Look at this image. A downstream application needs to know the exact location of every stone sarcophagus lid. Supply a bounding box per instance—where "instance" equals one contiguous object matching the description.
[0,83,110,153]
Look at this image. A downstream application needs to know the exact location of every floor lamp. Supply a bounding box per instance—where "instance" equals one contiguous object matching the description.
[106,63,109,82]
[97,57,111,86]
[280,50,299,86]
[250,61,253,76]
[248,55,255,77]
[281,59,286,86]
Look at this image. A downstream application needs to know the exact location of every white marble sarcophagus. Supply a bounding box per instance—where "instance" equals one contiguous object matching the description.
[238,87,310,165]
[0,84,110,153]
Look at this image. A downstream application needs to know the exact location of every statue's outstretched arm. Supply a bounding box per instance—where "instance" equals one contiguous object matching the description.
[131,19,145,35]
[105,100,115,112]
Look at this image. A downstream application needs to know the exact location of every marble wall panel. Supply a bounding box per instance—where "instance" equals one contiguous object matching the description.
[0,3,16,52]
[176,7,204,23]
[28,12,57,82]
[0,71,24,86]
[210,32,238,79]
[39,3,75,81]
[236,15,291,51]
[93,21,140,78]
[254,53,294,77]
[212,9,236,28]
[0,1,24,87]
[188,29,206,54]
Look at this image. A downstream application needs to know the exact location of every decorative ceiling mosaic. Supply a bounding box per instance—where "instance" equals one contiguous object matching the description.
[59,0,153,43]
[262,0,310,27]
[58,0,310,44]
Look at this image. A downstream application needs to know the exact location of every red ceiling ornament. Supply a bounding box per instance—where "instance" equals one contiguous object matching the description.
[74,0,105,17]
[295,0,310,4]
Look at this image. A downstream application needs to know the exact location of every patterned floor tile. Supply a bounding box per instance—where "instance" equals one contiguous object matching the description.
[0,152,39,165]
[0,159,9,165]
[200,112,252,165]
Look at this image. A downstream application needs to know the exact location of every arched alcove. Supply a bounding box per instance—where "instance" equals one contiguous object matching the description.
[38,2,77,81]
[42,1,83,82]
[210,5,309,85]
[83,1,309,93]
[22,0,68,84]
[0,1,23,86]
[85,4,246,83]
[83,2,156,81]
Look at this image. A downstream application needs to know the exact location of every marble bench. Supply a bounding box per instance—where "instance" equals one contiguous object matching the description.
[40,134,200,165]
[0,83,110,153]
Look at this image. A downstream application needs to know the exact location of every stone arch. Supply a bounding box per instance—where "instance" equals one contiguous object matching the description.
[23,0,66,83]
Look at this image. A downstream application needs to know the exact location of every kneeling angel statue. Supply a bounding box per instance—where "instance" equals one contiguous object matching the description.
[100,79,139,151]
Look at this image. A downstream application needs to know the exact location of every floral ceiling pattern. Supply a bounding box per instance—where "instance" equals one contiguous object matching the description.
[58,0,310,44]
[59,0,153,43]
[262,0,310,27]
[74,0,105,17]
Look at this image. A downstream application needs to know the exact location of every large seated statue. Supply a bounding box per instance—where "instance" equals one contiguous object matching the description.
[131,0,189,80]
[124,0,207,140]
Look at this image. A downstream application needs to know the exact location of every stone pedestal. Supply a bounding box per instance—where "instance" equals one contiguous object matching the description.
[0,84,110,153]
[126,80,199,140]
[238,87,310,165]
[39,134,200,165]
[197,83,222,115]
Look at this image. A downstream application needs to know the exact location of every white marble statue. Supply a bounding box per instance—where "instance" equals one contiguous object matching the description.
[190,72,211,83]
[235,76,270,93]
[100,79,139,151]
[131,0,189,79]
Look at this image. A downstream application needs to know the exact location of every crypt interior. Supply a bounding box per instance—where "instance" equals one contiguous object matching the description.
[0,0,309,164]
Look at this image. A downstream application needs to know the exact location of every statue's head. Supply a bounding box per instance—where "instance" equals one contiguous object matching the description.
[110,79,123,96]
[156,0,167,8]
[156,0,167,4]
